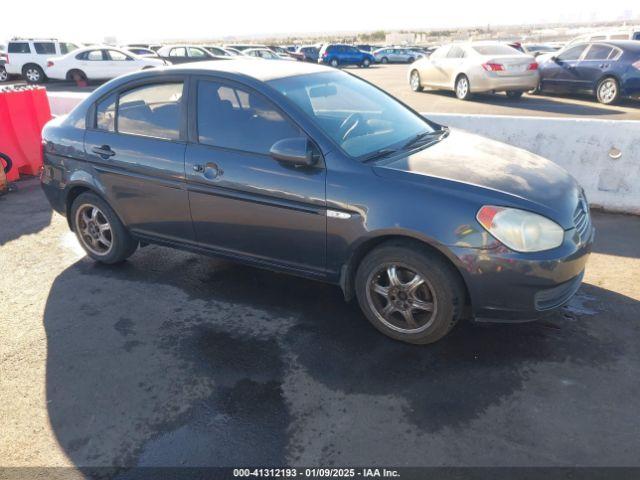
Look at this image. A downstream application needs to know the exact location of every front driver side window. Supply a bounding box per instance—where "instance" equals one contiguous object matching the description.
[557,45,587,61]
[197,80,300,155]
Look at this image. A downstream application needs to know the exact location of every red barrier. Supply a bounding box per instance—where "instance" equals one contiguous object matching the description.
[0,86,52,180]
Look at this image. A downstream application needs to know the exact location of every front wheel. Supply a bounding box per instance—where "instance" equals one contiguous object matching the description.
[410,70,423,92]
[0,67,8,82]
[330,58,339,68]
[381,57,388,64]
[596,77,620,105]
[362,58,371,68]
[355,243,465,344]
[71,192,138,264]
[455,74,472,100]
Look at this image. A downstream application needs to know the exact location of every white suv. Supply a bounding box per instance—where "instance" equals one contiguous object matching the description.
[4,38,80,83]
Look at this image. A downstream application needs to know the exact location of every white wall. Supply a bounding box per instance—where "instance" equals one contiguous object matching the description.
[425,113,640,215]
[46,92,640,214]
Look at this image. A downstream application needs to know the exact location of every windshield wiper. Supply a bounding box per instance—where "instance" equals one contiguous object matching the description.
[402,128,449,150]
[361,148,398,163]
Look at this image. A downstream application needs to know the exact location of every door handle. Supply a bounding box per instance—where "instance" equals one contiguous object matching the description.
[193,162,223,179]
[91,145,115,158]
[599,63,609,69]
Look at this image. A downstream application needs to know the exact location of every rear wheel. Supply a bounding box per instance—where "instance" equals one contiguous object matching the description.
[407,56,415,63]
[362,58,371,68]
[355,243,465,345]
[455,74,472,100]
[330,58,339,68]
[0,66,8,82]
[506,91,523,99]
[596,77,620,105]
[410,70,423,92]
[70,192,138,264]
[23,64,46,84]
[381,57,389,64]
[67,69,87,85]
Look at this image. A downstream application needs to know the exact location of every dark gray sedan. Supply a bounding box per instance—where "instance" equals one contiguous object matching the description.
[40,60,593,344]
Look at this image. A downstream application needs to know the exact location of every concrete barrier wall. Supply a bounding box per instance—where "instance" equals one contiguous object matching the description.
[46,92,640,214]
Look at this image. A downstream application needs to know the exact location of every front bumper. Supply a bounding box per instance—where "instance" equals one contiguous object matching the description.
[449,224,595,322]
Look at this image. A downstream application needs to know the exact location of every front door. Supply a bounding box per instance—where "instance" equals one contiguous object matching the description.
[185,78,327,273]
[84,79,193,242]
[540,44,588,92]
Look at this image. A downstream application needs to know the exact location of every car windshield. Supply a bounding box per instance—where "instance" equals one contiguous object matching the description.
[269,71,434,159]
[472,45,521,55]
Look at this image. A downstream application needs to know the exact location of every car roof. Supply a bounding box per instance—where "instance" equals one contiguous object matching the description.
[159,58,332,81]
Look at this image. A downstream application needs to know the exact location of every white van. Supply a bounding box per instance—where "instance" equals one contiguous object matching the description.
[4,38,80,83]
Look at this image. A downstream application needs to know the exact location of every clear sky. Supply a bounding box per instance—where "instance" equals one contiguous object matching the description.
[3,0,637,43]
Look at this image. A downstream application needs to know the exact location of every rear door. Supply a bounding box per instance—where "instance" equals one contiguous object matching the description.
[575,43,620,91]
[84,78,193,242]
[184,77,327,272]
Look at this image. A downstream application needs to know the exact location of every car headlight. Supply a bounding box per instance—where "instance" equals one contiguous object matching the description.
[476,206,564,252]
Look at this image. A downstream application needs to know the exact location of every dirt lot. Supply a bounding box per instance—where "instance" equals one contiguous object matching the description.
[1,178,640,471]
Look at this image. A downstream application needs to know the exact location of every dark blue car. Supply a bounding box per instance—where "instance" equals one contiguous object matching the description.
[40,60,593,345]
[538,40,640,104]
[318,44,374,68]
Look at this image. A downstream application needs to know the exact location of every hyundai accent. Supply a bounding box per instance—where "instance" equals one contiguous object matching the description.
[41,60,594,344]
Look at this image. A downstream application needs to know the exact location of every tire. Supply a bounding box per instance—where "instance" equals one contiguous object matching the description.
[0,66,8,82]
[330,58,339,68]
[455,74,472,100]
[67,69,87,85]
[355,242,465,345]
[23,64,46,84]
[0,152,12,174]
[596,77,620,105]
[70,192,138,264]
[362,58,371,68]
[505,91,523,99]
[410,70,423,92]
[407,57,415,64]
[381,57,388,64]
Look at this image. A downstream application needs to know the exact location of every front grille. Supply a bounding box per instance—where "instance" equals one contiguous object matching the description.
[573,194,591,243]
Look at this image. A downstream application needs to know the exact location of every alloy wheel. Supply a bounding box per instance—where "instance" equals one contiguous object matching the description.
[410,71,420,91]
[365,263,437,334]
[456,77,469,99]
[26,68,41,82]
[598,79,617,104]
[75,204,113,256]
[0,68,7,82]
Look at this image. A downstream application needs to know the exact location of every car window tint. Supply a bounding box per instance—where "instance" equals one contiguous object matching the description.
[60,43,78,54]
[197,80,299,154]
[430,46,450,59]
[96,93,117,132]
[558,45,587,61]
[87,50,104,61]
[8,42,30,54]
[608,48,622,60]
[188,47,206,57]
[169,47,187,57]
[584,44,614,60]
[108,50,129,61]
[447,46,465,58]
[117,83,183,140]
[34,42,56,54]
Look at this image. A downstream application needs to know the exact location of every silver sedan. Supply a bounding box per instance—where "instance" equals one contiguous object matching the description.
[408,42,540,100]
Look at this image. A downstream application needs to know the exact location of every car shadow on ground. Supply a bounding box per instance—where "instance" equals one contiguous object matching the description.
[42,238,639,470]
[419,89,627,116]
[0,177,52,246]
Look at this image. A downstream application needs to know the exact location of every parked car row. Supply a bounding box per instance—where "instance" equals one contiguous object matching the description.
[408,40,640,105]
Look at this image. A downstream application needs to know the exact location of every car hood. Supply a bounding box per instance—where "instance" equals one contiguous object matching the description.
[376,129,580,228]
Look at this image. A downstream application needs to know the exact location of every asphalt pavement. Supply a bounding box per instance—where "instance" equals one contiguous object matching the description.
[1,178,640,472]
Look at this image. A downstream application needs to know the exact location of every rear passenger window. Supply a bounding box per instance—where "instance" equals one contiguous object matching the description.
[96,94,117,132]
[584,44,614,60]
[197,80,299,154]
[169,47,187,57]
[8,42,30,54]
[117,83,183,140]
[34,42,56,54]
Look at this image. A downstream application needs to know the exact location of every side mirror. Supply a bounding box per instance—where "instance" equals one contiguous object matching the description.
[270,137,317,167]
[551,56,559,63]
